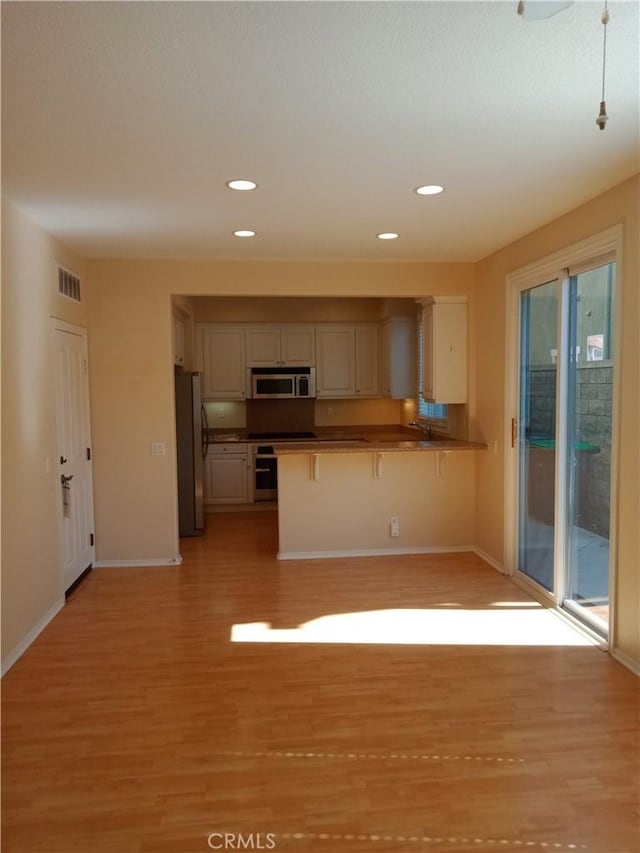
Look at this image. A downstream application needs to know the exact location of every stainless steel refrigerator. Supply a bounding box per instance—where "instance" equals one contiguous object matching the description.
[175,369,208,536]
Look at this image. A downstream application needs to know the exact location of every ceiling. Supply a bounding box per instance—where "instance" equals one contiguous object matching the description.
[2,1,638,262]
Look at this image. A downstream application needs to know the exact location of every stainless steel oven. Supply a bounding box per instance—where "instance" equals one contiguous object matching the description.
[253,444,277,501]
[250,432,316,502]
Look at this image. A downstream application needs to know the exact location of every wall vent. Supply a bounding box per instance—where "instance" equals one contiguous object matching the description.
[57,266,82,303]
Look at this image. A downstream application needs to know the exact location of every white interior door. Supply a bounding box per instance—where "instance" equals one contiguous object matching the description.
[53,321,95,590]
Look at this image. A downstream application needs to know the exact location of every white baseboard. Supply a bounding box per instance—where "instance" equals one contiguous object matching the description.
[611,647,640,677]
[277,545,508,566]
[1,597,65,677]
[94,555,182,568]
[278,545,473,561]
[472,546,506,574]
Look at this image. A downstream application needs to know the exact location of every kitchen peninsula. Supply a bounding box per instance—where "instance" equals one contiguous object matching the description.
[275,436,486,559]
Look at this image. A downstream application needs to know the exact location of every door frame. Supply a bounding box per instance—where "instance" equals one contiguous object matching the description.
[50,317,96,592]
[503,225,623,652]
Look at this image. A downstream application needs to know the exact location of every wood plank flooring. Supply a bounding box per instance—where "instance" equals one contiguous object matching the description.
[2,512,638,853]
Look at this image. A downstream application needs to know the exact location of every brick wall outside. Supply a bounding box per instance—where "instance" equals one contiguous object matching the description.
[527,363,612,537]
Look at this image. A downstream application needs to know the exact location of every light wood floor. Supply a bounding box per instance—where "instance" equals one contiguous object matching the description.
[2,512,638,853]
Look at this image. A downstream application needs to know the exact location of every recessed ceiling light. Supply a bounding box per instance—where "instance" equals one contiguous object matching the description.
[414,184,445,196]
[377,232,399,240]
[233,229,256,238]
[226,179,258,191]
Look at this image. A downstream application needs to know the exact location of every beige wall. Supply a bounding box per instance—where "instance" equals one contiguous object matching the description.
[1,199,87,669]
[85,259,476,565]
[194,295,419,324]
[87,273,179,564]
[193,296,385,323]
[474,175,639,666]
[278,450,477,556]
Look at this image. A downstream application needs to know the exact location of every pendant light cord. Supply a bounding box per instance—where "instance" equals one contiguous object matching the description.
[601,1,609,102]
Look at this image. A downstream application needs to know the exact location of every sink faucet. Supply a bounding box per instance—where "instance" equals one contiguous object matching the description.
[409,420,432,440]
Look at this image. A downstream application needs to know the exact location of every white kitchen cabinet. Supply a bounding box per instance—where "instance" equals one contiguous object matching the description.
[204,444,250,505]
[281,326,315,365]
[381,316,416,399]
[316,325,380,398]
[420,296,467,403]
[172,314,186,367]
[245,325,315,366]
[245,326,280,366]
[354,325,379,397]
[197,325,247,400]
[315,326,356,397]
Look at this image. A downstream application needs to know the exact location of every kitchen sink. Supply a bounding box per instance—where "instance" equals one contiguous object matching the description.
[316,438,368,445]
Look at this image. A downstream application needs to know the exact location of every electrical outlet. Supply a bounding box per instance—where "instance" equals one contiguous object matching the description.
[390,515,400,537]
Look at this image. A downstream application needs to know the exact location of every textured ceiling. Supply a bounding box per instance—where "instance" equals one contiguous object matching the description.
[2,1,638,261]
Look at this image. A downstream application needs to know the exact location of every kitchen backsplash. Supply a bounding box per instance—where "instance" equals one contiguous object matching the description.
[204,398,409,430]
[203,401,247,429]
[314,398,408,427]
[247,399,315,434]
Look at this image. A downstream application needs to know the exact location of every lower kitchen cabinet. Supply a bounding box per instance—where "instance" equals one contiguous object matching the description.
[204,444,251,505]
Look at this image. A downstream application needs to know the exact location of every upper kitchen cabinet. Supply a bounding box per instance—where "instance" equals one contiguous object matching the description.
[172,314,186,367]
[316,324,379,398]
[197,324,247,400]
[354,325,379,397]
[381,316,416,399]
[316,326,356,396]
[245,325,315,367]
[420,296,468,403]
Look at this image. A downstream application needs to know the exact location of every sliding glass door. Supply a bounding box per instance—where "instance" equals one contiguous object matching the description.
[518,279,559,593]
[564,262,615,633]
[514,259,616,638]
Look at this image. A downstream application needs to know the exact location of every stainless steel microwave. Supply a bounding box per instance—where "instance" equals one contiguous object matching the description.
[249,367,316,399]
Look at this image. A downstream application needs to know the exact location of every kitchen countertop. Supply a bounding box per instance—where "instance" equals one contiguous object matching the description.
[206,425,486,453]
[274,437,486,454]
[207,424,423,443]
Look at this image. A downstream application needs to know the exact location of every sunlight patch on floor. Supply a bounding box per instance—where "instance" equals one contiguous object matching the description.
[231,606,596,646]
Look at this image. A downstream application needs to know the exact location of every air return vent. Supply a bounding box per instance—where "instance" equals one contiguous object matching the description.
[57,265,81,303]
